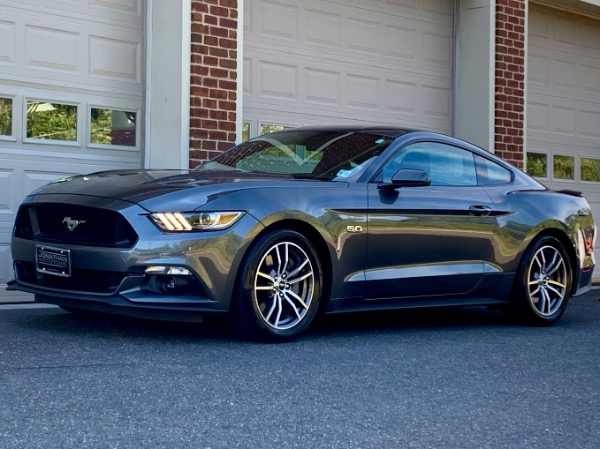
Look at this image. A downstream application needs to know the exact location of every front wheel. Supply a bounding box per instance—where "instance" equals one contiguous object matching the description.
[512,236,572,325]
[231,229,323,342]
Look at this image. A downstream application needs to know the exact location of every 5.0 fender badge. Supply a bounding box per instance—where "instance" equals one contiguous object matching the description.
[62,217,86,232]
[346,225,363,233]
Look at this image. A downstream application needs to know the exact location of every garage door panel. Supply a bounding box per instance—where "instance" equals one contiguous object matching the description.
[245,0,453,72]
[528,92,600,145]
[0,7,143,96]
[581,62,600,94]
[0,20,16,66]
[304,68,342,106]
[25,26,79,74]
[245,47,452,132]
[1,0,144,27]
[89,35,141,84]
[330,0,453,21]
[0,1,144,301]
[244,0,453,134]
[527,5,600,279]
[580,22,600,50]
[580,109,600,139]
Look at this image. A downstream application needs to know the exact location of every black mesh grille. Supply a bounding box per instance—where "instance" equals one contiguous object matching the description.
[14,203,138,248]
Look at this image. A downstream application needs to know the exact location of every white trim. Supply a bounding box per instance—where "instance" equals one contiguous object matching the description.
[145,0,191,169]
[144,0,153,168]
[181,0,191,169]
[236,0,244,144]
[452,0,460,137]
[523,0,529,171]
[488,0,496,153]
[454,0,495,152]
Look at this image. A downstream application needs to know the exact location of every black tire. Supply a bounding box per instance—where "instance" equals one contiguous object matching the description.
[231,229,323,342]
[511,236,572,325]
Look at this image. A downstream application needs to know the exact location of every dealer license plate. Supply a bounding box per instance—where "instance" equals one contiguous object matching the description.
[36,245,71,277]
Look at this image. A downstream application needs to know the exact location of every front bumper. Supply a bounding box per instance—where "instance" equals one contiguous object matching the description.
[9,198,262,316]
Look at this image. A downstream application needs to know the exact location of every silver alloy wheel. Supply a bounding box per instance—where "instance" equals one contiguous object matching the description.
[526,244,568,317]
[253,241,315,330]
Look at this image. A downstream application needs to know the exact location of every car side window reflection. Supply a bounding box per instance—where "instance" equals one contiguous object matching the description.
[380,142,478,186]
[475,154,512,185]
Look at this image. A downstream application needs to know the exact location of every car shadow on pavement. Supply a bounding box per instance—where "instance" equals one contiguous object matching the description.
[10,307,237,344]
[8,304,521,343]
[8,291,599,343]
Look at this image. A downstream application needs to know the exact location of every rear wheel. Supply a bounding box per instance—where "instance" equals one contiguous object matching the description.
[512,236,572,325]
[231,229,323,342]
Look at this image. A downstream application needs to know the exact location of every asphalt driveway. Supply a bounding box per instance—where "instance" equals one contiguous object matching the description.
[1,290,599,449]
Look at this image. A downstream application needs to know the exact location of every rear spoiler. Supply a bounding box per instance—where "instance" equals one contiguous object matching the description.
[557,189,583,197]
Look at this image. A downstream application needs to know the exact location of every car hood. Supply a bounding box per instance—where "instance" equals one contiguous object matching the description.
[27,169,331,211]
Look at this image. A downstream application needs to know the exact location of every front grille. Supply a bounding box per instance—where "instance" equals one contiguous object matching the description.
[15,261,126,294]
[14,203,138,248]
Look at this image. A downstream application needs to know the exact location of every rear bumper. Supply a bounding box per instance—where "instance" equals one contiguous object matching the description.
[573,266,594,297]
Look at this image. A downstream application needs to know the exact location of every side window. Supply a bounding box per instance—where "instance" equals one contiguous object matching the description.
[475,155,512,185]
[380,142,477,186]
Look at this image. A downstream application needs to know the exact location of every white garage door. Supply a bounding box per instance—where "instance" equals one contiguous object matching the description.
[242,0,454,139]
[0,0,145,301]
[526,5,600,279]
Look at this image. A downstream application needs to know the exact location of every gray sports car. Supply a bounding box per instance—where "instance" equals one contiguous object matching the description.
[8,127,596,341]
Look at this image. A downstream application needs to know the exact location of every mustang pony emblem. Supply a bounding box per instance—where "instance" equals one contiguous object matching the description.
[62,217,86,232]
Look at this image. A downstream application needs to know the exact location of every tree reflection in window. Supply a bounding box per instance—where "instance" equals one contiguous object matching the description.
[242,121,251,141]
[553,155,574,180]
[0,97,12,136]
[260,123,293,135]
[581,157,600,182]
[27,101,77,141]
[526,152,547,178]
[91,108,136,146]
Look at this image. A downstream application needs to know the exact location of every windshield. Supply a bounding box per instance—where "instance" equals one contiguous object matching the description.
[196,130,394,180]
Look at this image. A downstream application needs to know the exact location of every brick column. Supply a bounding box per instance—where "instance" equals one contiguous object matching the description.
[494,0,526,169]
[189,0,238,169]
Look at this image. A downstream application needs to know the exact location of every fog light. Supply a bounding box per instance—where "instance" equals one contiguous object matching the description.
[145,274,193,294]
[145,265,192,276]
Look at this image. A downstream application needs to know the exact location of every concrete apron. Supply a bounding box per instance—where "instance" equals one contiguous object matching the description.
[1,289,34,304]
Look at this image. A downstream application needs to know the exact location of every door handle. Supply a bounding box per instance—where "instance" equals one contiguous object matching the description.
[469,205,492,216]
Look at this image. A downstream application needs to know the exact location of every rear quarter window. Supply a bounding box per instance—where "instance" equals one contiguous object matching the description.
[476,155,512,185]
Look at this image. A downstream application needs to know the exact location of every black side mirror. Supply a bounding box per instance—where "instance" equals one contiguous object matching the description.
[378,168,431,190]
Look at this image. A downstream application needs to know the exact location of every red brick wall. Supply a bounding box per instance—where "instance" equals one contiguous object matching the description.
[189,0,239,169]
[494,0,526,169]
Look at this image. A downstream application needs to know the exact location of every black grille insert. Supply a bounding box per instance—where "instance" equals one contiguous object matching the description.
[14,203,138,248]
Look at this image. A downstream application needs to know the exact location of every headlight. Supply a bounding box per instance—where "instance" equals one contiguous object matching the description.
[150,211,243,232]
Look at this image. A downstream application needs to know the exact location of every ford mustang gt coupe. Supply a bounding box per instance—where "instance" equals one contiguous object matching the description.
[8,127,596,341]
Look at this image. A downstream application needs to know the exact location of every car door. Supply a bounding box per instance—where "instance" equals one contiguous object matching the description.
[365,141,498,299]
